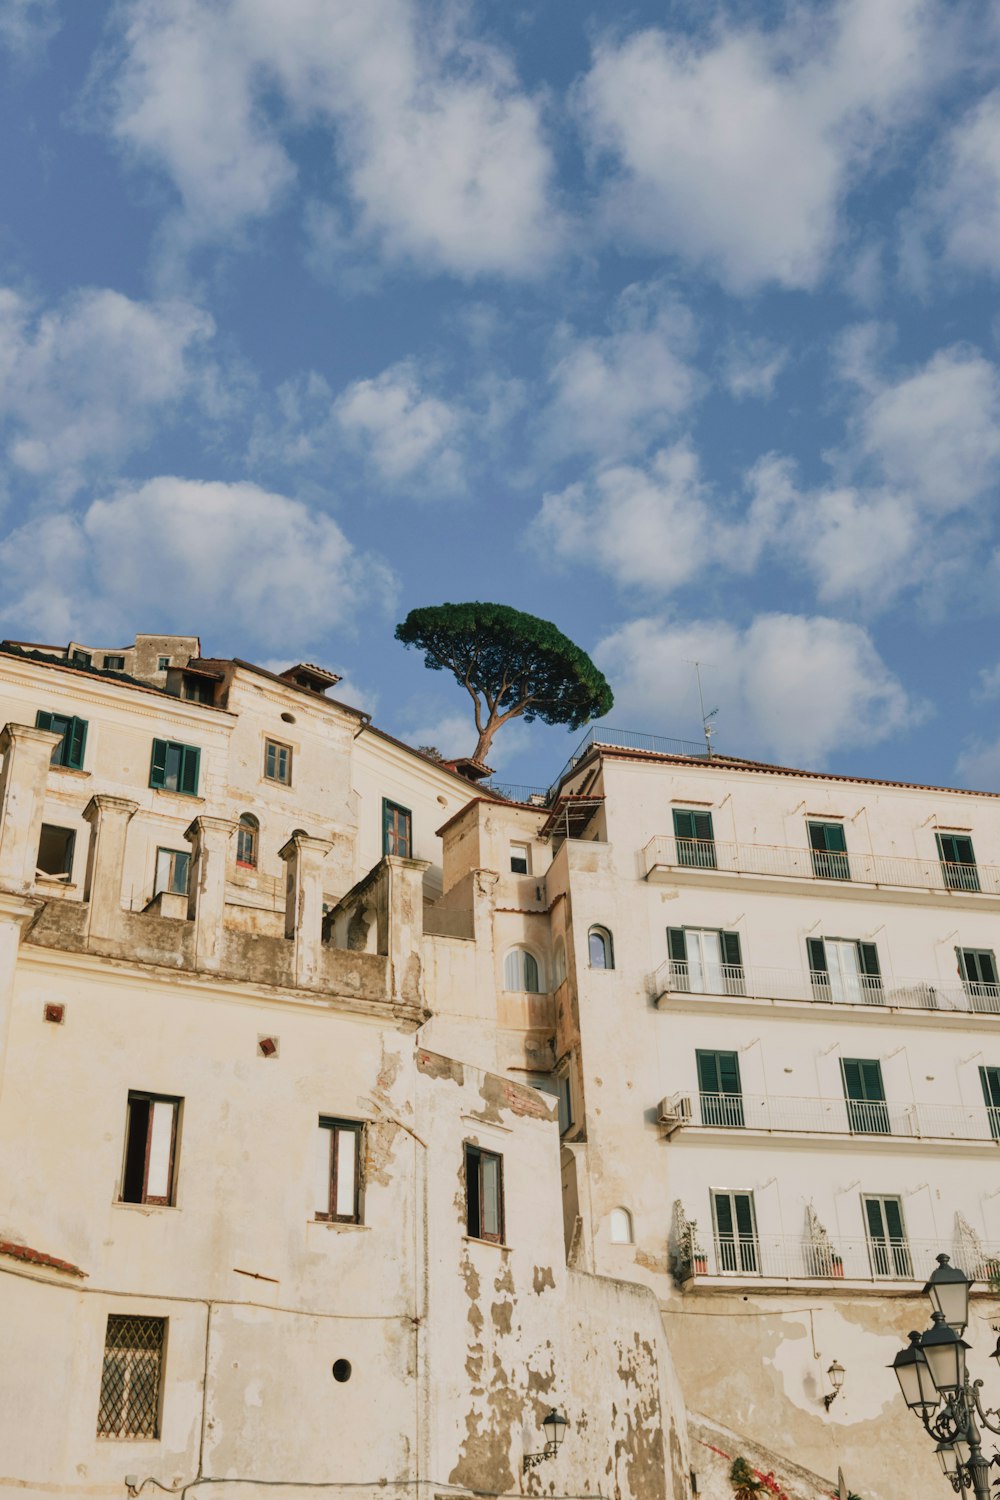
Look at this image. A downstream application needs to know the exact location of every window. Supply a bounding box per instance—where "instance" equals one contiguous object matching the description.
[937,832,979,892]
[157,656,170,672]
[609,1207,633,1244]
[382,798,411,857]
[120,1094,180,1205]
[863,1195,911,1278]
[840,1058,890,1135]
[673,808,716,869]
[315,1118,364,1223]
[264,739,292,785]
[149,739,200,796]
[697,1050,744,1127]
[154,848,190,897]
[555,1068,574,1134]
[103,654,125,671]
[711,1189,758,1273]
[667,928,743,996]
[980,1066,1000,1141]
[957,948,1000,1012]
[236,814,259,868]
[510,841,531,875]
[465,1143,504,1243]
[808,937,881,1004]
[808,820,849,880]
[503,947,540,993]
[71,648,92,667]
[552,938,567,988]
[97,1315,165,1439]
[36,824,75,879]
[588,925,614,969]
[182,675,215,704]
[35,710,87,769]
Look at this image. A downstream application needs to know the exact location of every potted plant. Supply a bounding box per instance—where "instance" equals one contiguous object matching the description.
[730,1457,762,1499]
[694,1246,708,1275]
[831,1251,844,1277]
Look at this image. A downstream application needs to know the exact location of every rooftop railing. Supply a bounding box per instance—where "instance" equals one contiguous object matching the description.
[652,959,1000,1015]
[644,834,997,896]
[687,1235,1000,1283]
[666,1090,1000,1142]
[550,726,708,799]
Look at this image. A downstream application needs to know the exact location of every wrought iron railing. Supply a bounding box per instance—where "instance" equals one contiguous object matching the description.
[652,958,1000,1015]
[643,834,997,896]
[667,1091,1000,1141]
[550,726,708,797]
[688,1235,1000,1283]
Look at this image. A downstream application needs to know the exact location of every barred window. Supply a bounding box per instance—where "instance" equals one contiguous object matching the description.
[97,1315,165,1439]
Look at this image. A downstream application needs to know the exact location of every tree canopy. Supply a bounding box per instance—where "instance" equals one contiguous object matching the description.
[395,602,613,765]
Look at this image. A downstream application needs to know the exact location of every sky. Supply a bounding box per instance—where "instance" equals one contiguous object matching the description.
[1,0,1000,792]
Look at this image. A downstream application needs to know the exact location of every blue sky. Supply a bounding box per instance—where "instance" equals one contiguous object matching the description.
[1,0,1000,791]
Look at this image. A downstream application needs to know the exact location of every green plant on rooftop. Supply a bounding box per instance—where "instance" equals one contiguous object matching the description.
[395,602,613,765]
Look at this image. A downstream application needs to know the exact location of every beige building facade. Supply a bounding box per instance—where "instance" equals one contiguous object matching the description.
[1,634,997,1500]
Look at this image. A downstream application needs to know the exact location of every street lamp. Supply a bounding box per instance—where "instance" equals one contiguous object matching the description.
[523,1409,568,1472]
[823,1360,846,1410]
[890,1254,1000,1500]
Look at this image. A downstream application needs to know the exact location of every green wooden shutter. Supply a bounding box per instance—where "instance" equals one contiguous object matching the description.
[692,811,714,841]
[179,745,200,796]
[865,1197,884,1238]
[842,1059,863,1100]
[858,943,881,977]
[721,931,742,968]
[149,739,168,789]
[712,1192,734,1238]
[882,1198,904,1240]
[807,938,828,972]
[718,1052,740,1094]
[697,1051,721,1094]
[35,710,54,732]
[672,810,695,839]
[667,928,687,962]
[810,822,846,852]
[733,1193,755,1239]
[65,717,87,770]
[981,1066,1000,1109]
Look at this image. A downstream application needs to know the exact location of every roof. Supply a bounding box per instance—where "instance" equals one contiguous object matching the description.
[568,743,1000,801]
[0,641,172,697]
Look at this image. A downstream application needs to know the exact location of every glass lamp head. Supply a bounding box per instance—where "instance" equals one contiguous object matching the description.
[543,1410,568,1451]
[920,1312,969,1395]
[924,1254,971,1335]
[891,1331,940,1414]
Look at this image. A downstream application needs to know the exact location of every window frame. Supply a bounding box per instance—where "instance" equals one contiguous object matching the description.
[807,820,850,881]
[103,654,126,671]
[862,1193,911,1279]
[315,1117,365,1224]
[588,925,614,969]
[980,1066,1000,1141]
[502,946,541,993]
[236,814,259,869]
[936,832,980,892]
[264,738,293,786]
[154,847,190,898]
[382,797,412,858]
[672,808,716,869]
[97,1314,167,1440]
[667,926,744,995]
[509,841,531,875]
[464,1142,505,1244]
[710,1188,759,1274]
[697,1049,744,1127]
[149,739,200,796]
[36,823,76,879]
[840,1057,890,1135]
[35,709,88,770]
[119,1092,181,1207]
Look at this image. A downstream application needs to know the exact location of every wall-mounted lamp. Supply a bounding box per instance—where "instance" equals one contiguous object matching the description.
[823,1360,846,1410]
[523,1409,568,1471]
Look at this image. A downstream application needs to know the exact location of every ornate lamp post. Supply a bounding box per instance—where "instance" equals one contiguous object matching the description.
[523,1409,569,1472]
[890,1254,1000,1498]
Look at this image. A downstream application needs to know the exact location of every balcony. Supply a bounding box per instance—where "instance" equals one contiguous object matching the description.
[662,1091,1000,1143]
[652,959,1000,1016]
[683,1234,1000,1285]
[643,835,996,900]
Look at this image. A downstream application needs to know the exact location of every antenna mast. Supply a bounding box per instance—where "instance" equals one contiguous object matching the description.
[689,660,718,759]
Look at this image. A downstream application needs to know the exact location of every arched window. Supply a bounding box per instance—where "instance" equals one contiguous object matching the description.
[504,947,540,993]
[237,813,259,868]
[610,1207,633,1244]
[589,925,614,969]
[552,938,567,988]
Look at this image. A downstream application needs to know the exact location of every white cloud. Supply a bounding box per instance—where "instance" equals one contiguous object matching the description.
[0,478,396,649]
[0,286,214,497]
[916,89,1000,277]
[541,285,699,459]
[258,658,378,715]
[335,362,467,492]
[101,0,560,277]
[955,737,1000,791]
[0,0,57,53]
[595,612,920,766]
[721,336,789,401]
[399,706,531,769]
[576,0,949,291]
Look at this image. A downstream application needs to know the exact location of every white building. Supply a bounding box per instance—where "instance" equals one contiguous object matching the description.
[0,635,996,1500]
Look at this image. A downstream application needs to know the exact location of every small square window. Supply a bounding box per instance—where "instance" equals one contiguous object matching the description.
[97,1314,166,1439]
[155,848,190,897]
[120,1093,181,1205]
[37,824,75,879]
[510,842,530,875]
[464,1143,504,1243]
[315,1118,364,1222]
[264,739,292,785]
[157,656,170,672]
[35,710,87,769]
[103,655,125,671]
[71,649,92,667]
[149,739,200,795]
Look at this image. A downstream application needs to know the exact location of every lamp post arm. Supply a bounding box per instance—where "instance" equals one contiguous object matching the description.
[968,1378,1000,1437]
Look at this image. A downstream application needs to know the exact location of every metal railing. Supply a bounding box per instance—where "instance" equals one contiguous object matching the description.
[482,782,549,805]
[688,1235,1000,1283]
[551,726,708,798]
[652,959,1000,1015]
[668,1091,1000,1141]
[643,834,999,896]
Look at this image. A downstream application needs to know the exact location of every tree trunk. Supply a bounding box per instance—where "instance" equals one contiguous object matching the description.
[472,719,500,764]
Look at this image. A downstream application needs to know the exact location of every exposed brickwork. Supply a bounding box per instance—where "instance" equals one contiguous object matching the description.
[0,1239,86,1277]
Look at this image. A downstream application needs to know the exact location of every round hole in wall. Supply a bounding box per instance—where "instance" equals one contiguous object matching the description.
[332,1359,352,1383]
[281,712,296,724]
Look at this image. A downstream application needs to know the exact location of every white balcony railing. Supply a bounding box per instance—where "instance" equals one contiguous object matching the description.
[652,959,1000,1015]
[667,1091,1000,1142]
[644,835,997,896]
[686,1235,1000,1283]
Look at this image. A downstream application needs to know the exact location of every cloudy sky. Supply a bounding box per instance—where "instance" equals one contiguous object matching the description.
[1,0,999,789]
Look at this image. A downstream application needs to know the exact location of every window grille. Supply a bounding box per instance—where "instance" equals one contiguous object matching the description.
[97,1315,165,1439]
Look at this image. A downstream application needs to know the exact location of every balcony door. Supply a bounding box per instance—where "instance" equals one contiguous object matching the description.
[937,833,980,892]
[711,1189,759,1274]
[958,948,1000,1013]
[981,1066,1000,1141]
[697,1050,744,1127]
[673,809,716,869]
[863,1195,912,1279]
[841,1058,890,1135]
[808,821,850,881]
[808,937,881,1004]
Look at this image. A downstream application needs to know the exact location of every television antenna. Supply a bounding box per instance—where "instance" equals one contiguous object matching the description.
[687,660,718,759]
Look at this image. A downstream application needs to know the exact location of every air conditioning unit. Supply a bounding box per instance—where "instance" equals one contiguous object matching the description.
[657,1094,692,1131]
